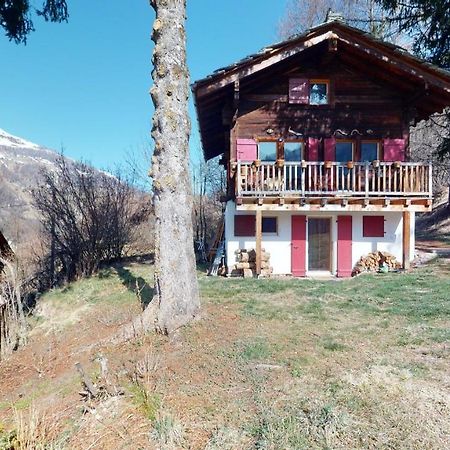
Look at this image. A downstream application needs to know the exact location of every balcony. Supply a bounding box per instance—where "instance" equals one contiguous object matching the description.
[235,161,432,211]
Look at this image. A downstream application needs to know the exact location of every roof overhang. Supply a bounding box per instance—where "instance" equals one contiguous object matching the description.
[193,21,450,160]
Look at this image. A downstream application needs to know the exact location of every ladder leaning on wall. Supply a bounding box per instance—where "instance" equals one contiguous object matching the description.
[208,218,225,276]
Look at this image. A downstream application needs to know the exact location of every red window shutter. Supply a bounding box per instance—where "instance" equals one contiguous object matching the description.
[291,215,306,277]
[324,137,336,161]
[308,138,320,161]
[289,78,309,104]
[234,215,255,237]
[363,216,385,237]
[383,139,405,161]
[237,139,257,161]
[337,216,352,277]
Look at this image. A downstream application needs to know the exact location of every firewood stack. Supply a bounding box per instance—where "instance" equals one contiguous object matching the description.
[230,248,273,278]
[352,251,401,276]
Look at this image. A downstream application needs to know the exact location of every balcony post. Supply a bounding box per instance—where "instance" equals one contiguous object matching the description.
[256,208,262,276]
[402,211,411,270]
[365,163,369,197]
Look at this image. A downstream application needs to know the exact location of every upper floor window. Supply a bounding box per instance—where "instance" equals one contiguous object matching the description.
[284,141,303,161]
[360,141,379,162]
[309,80,329,105]
[289,78,329,105]
[335,141,354,162]
[258,141,277,161]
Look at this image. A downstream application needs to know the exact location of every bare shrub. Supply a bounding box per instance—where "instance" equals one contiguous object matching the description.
[0,257,27,360]
[32,156,151,286]
[9,406,62,450]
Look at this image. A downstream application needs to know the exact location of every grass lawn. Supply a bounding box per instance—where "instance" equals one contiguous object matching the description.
[0,257,449,449]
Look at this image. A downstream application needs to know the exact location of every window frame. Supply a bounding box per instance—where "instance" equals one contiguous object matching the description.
[262,216,278,235]
[257,138,279,162]
[309,79,330,105]
[283,139,304,161]
[360,140,380,162]
[335,139,355,163]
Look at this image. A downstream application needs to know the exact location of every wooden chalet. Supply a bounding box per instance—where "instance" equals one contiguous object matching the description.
[192,18,450,277]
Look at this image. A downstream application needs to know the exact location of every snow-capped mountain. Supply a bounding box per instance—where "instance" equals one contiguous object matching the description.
[0,129,64,249]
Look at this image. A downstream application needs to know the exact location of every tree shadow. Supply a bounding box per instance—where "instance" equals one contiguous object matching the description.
[115,265,154,309]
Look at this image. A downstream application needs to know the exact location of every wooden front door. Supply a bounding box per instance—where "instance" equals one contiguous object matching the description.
[291,215,306,277]
[308,218,331,271]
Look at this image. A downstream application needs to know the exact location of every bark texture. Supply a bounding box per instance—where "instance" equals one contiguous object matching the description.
[146,0,200,334]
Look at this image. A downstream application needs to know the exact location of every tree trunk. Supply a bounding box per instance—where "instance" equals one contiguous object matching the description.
[146,0,200,334]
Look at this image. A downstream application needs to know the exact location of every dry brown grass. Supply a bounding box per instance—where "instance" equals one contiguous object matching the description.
[0,258,448,449]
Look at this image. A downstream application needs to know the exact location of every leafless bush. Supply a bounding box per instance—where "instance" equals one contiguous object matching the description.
[32,156,151,286]
[0,257,27,360]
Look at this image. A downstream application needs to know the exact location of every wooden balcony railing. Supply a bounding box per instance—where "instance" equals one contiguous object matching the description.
[236,161,432,198]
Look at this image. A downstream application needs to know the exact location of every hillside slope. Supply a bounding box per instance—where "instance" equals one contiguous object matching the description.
[0,259,449,449]
[0,129,64,248]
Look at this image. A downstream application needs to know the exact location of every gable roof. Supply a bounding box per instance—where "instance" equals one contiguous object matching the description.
[193,20,450,160]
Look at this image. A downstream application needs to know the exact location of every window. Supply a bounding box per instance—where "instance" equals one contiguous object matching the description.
[284,141,303,161]
[289,78,329,105]
[335,141,354,162]
[262,217,277,234]
[363,216,385,237]
[258,141,277,162]
[361,142,379,162]
[234,215,255,237]
[309,81,328,105]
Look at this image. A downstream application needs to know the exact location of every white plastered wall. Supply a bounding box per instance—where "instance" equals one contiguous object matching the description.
[224,201,415,275]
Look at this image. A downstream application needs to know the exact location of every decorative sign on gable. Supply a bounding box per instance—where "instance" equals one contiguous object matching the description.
[289,78,309,104]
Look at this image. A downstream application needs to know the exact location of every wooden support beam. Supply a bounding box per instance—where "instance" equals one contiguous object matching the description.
[257,197,263,206]
[402,211,411,270]
[278,197,285,205]
[256,209,262,276]
[383,198,390,208]
[363,199,370,208]
[341,198,348,207]
[320,198,327,207]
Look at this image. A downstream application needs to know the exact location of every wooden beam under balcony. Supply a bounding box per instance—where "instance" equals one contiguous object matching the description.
[235,196,432,212]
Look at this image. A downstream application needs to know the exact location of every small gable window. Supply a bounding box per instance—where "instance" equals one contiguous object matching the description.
[309,80,329,105]
[262,217,277,234]
[363,216,385,238]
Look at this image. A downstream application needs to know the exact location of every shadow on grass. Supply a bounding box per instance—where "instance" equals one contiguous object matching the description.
[116,265,154,309]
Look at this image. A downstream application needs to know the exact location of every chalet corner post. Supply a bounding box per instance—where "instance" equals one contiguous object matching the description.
[148,0,200,334]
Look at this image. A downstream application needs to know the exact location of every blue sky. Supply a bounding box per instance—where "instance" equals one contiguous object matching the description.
[0,0,290,171]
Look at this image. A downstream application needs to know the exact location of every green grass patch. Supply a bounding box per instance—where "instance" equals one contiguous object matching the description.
[239,340,273,362]
[129,382,160,421]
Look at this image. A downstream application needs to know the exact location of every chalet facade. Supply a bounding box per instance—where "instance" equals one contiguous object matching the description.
[193,19,450,277]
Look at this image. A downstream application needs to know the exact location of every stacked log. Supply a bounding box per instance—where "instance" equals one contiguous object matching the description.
[352,251,401,276]
[230,248,273,278]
